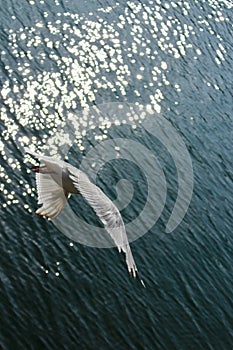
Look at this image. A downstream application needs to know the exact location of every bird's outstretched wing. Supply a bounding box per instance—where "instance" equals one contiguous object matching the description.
[68,167,145,286]
[27,152,69,220]
[35,172,68,220]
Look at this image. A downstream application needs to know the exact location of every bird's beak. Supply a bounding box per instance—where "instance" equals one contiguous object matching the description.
[31,165,41,172]
[31,165,54,174]
[31,165,47,173]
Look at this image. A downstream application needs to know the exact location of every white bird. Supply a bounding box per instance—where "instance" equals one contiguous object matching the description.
[27,151,145,287]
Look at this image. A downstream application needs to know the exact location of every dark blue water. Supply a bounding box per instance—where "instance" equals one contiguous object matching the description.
[1,1,233,349]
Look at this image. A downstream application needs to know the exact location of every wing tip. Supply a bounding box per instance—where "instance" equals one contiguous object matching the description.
[129,268,146,288]
[140,278,146,288]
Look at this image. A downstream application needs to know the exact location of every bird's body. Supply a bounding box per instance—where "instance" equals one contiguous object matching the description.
[28,151,145,287]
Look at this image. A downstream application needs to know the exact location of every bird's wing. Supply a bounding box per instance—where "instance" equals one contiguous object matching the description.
[35,172,68,220]
[27,151,68,220]
[68,167,143,281]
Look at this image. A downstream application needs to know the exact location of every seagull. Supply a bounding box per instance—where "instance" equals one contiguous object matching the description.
[27,151,145,287]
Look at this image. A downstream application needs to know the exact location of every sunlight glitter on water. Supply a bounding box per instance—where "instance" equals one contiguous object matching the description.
[0,0,230,211]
